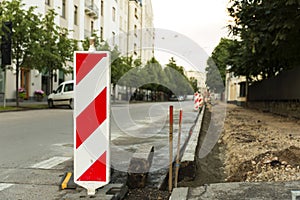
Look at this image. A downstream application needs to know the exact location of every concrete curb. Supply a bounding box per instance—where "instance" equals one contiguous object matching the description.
[178,105,205,181]
[188,181,300,200]
[169,187,189,200]
[158,106,205,190]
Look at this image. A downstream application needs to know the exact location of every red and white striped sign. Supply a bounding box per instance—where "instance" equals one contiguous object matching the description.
[74,52,110,195]
[194,92,203,111]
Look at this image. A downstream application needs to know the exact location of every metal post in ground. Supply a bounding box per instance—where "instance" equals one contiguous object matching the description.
[175,109,183,187]
[169,105,173,193]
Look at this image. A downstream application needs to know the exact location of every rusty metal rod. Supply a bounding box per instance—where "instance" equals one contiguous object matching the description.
[169,105,173,193]
[175,109,183,188]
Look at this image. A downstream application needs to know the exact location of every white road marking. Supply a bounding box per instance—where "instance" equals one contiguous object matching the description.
[0,183,14,191]
[31,156,71,169]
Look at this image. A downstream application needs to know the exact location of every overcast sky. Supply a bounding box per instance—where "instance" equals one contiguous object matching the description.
[151,0,230,71]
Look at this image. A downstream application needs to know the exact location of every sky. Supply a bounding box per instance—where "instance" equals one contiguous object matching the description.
[151,0,230,71]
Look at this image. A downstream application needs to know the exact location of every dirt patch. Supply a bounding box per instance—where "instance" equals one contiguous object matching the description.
[221,104,300,183]
[122,103,300,199]
[178,103,300,187]
[227,146,300,182]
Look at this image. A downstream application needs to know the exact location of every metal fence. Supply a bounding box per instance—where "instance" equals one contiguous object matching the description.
[248,67,300,101]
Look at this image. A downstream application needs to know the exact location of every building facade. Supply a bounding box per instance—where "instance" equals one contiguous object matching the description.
[0,0,154,101]
[225,70,247,105]
[185,70,206,92]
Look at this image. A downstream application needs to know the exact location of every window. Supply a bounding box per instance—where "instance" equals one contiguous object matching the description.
[101,0,104,16]
[58,71,64,84]
[74,6,78,25]
[112,7,116,22]
[100,27,103,41]
[134,43,137,55]
[239,82,246,97]
[91,21,94,34]
[134,25,137,37]
[64,83,74,92]
[112,32,116,46]
[56,85,63,93]
[62,0,66,18]
[135,7,138,19]
[45,0,50,6]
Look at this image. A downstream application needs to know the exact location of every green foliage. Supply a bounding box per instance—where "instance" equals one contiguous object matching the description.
[0,0,77,104]
[34,9,77,74]
[205,57,225,93]
[228,0,300,79]
[0,0,42,105]
[82,35,132,88]
[0,0,41,68]
[205,38,239,93]
[164,57,194,95]
[118,56,194,98]
[189,77,198,92]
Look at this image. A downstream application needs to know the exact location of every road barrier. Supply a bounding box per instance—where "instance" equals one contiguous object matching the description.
[74,52,111,195]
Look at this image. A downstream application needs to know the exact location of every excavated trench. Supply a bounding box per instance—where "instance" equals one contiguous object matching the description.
[178,105,226,187]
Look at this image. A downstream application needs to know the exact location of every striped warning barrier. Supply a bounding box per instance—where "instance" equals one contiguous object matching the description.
[194,92,204,111]
[194,92,200,111]
[74,52,111,195]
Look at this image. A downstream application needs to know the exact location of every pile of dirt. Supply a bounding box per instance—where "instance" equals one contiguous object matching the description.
[227,146,300,182]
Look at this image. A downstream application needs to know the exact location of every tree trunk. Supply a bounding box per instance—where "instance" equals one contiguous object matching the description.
[16,59,20,107]
[113,84,116,102]
[49,68,53,93]
[245,76,249,108]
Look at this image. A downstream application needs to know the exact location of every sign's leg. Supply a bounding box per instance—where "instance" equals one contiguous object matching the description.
[87,188,96,196]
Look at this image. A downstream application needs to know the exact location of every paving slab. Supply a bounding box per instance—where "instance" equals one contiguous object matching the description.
[187,181,300,200]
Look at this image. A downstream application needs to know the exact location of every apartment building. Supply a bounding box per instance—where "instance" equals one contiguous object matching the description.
[0,0,154,101]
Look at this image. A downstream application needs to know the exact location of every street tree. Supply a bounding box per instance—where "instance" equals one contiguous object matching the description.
[189,77,198,92]
[0,0,42,106]
[140,57,163,91]
[35,9,77,93]
[83,36,136,100]
[205,37,241,92]
[228,0,300,79]
[164,57,193,96]
[205,57,225,93]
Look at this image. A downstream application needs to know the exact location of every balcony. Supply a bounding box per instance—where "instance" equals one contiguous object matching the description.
[85,0,99,19]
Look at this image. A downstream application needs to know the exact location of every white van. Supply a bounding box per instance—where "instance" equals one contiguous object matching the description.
[47,80,74,109]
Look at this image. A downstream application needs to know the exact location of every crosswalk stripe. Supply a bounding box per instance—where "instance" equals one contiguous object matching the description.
[0,183,14,191]
[31,156,71,169]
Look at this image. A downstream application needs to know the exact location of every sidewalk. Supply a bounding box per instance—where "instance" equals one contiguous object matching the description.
[171,181,300,200]
[3,100,47,106]
[0,100,48,112]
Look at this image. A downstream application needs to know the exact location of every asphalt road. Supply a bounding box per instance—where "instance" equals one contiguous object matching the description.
[0,109,73,168]
[0,108,74,199]
[111,101,198,186]
[0,101,198,199]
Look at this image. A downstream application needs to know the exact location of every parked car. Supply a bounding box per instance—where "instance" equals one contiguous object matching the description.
[169,94,178,101]
[47,80,74,109]
[169,95,185,101]
[178,95,185,101]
